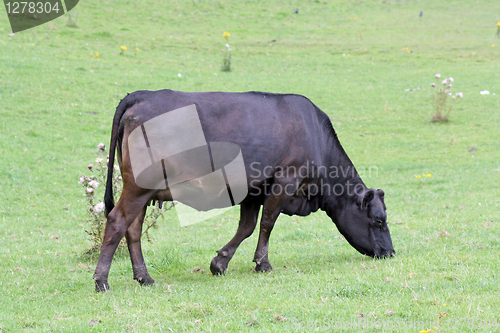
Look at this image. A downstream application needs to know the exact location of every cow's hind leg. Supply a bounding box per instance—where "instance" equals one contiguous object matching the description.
[93,193,149,292]
[210,201,260,275]
[125,206,156,286]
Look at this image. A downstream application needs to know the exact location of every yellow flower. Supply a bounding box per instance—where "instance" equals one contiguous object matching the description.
[425,173,432,178]
[416,175,421,179]
[120,46,127,51]
[419,330,430,333]
[497,22,500,27]
[95,52,99,58]
[223,32,231,39]
[135,47,139,51]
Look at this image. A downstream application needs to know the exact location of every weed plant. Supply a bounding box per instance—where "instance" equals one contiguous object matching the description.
[430,74,462,122]
[78,143,166,253]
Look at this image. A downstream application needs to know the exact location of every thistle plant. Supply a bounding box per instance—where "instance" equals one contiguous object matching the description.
[221,32,232,72]
[66,12,78,28]
[79,143,168,253]
[430,74,463,122]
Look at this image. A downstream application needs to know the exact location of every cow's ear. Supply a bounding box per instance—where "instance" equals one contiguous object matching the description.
[357,189,375,210]
[376,189,386,209]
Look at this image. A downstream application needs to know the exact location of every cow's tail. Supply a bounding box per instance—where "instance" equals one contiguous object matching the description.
[104,93,141,217]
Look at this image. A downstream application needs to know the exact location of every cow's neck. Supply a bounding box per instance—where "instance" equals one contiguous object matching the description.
[320,137,367,220]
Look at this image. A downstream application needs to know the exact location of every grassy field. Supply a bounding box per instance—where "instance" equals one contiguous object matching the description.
[1,0,499,331]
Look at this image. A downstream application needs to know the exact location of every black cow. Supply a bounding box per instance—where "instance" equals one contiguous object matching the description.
[93,90,394,292]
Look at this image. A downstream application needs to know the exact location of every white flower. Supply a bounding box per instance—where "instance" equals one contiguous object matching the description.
[95,202,105,213]
[78,176,87,184]
[225,43,230,48]
[87,164,93,171]
[435,74,441,78]
[480,90,490,95]
[448,84,452,88]
[86,188,95,195]
[457,92,463,98]
[96,158,103,164]
[89,180,99,188]
[448,77,454,82]
[431,83,436,87]
[452,95,456,99]
[442,79,448,85]
[113,165,120,171]
[97,143,105,151]
[177,73,182,77]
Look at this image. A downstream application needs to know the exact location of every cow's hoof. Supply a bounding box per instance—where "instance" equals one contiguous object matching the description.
[255,261,273,272]
[95,280,111,293]
[210,257,227,275]
[134,275,156,286]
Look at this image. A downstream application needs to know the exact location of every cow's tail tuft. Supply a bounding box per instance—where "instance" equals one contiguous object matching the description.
[104,93,137,216]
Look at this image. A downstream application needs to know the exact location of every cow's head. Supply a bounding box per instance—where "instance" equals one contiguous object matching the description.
[334,188,395,258]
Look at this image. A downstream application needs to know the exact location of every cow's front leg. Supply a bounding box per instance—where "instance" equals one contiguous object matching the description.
[253,186,290,272]
[125,206,156,286]
[210,200,260,275]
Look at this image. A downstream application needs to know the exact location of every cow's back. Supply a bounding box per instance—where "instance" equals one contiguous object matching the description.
[120,90,331,189]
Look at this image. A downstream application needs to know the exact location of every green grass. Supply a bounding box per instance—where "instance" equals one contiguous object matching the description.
[1,0,500,331]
